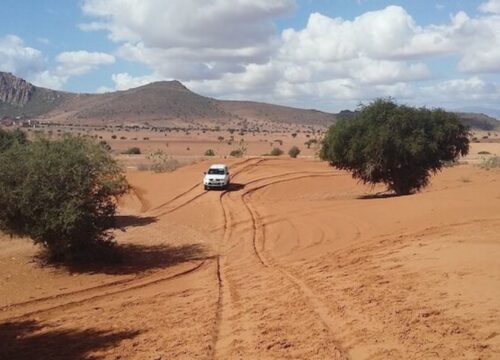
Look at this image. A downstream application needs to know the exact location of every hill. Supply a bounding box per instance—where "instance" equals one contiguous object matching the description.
[456,112,500,131]
[1,72,498,130]
[0,72,335,128]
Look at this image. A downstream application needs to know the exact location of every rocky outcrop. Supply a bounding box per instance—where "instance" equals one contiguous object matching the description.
[0,72,34,106]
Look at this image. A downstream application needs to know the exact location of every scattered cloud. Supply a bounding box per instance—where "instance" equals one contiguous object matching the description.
[0,35,45,78]
[3,2,500,111]
[81,0,294,80]
[479,0,500,14]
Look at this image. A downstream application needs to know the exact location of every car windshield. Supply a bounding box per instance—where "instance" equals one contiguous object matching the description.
[208,168,225,175]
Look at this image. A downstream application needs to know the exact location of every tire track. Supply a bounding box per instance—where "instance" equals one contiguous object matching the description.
[151,158,268,218]
[4,259,210,320]
[239,174,348,358]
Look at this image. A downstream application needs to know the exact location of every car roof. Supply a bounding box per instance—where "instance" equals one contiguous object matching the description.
[209,164,227,169]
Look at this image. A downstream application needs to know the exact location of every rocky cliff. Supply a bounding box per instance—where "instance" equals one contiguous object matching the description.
[0,72,34,106]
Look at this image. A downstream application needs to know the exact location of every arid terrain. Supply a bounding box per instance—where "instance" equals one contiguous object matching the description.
[1,145,500,359]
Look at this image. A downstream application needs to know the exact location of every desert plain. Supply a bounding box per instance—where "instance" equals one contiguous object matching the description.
[0,133,500,359]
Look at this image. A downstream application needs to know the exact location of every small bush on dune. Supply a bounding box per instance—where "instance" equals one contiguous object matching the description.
[204,149,215,156]
[270,147,284,156]
[479,156,500,169]
[0,134,129,262]
[478,151,491,155]
[288,146,301,158]
[122,147,141,155]
[230,149,243,158]
[147,150,180,172]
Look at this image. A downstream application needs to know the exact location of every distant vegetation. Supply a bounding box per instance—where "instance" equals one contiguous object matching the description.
[320,99,470,195]
[204,149,215,156]
[0,130,128,262]
[288,146,301,158]
[270,147,284,156]
[146,150,180,172]
[0,128,27,151]
[479,156,500,169]
[230,149,244,158]
[122,147,141,155]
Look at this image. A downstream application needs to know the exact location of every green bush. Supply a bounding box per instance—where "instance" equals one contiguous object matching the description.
[0,128,27,152]
[204,149,215,156]
[304,139,318,149]
[320,99,470,195]
[0,135,128,262]
[288,146,301,158]
[230,149,244,158]
[270,147,284,156]
[122,147,141,155]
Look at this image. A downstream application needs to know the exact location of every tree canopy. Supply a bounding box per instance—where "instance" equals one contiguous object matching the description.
[0,132,128,261]
[320,99,470,195]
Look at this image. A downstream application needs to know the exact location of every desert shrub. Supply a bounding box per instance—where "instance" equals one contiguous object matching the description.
[270,147,284,156]
[304,139,318,149]
[99,140,111,152]
[320,99,470,195]
[147,150,180,172]
[217,136,224,142]
[230,149,244,158]
[204,149,216,156]
[120,136,127,140]
[0,128,27,152]
[288,146,301,158]
[0,135,128,262]
[111,135,117,139]
[291,133,297,138]
[478,151,491,155]
[137,163,150,171]
[274,139,283,146]
[122,147,141,155]
[479,156,500,169]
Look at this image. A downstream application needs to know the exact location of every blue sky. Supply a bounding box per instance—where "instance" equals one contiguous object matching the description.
[1,0,500,114]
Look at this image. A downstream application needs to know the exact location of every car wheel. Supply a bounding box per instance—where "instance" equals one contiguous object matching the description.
[204,185,209,191]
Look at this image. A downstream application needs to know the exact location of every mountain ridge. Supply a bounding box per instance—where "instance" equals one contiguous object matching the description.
[1,72,499,130]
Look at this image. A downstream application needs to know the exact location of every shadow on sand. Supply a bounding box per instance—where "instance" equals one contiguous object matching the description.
[64,243,211,275]
[225,182,245,192]
[0,319,139,360]
[115,215,157,229]
[357,192,400,200]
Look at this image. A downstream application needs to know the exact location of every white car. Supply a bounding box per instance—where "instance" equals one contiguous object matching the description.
[204,164,230,190]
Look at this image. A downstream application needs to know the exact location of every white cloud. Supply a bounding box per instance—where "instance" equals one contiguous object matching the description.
[81,0,294,80]
[0,35,45,77]
[421,77,499,105]
[81,3,500,111]
[55,51,115,77]
[31,51,116,89]
[479,0,500,14]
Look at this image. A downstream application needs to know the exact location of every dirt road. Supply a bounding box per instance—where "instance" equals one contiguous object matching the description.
[1,158,499,359]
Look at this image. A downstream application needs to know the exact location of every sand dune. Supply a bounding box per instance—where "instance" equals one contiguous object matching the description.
[1,158,499,359]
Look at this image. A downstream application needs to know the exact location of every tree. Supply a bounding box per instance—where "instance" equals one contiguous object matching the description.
[0,135,128,261]
[288,146,301,158]
[320,99,470,195]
